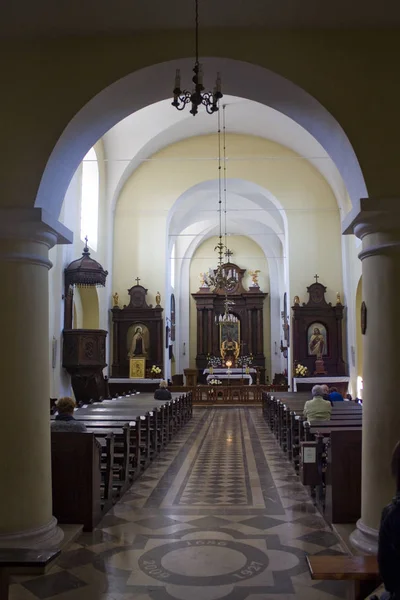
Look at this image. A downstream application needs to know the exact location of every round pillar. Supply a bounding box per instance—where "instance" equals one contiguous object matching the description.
[345,201,400,554]
[0,210,69,548]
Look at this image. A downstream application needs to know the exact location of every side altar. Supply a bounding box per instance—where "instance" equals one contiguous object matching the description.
[192,262,267,383]
[111,280,163,379]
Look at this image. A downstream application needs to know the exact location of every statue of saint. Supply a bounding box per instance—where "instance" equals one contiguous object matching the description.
[309,327,325,358]
[221,335,240,362]
[156,291,161,306]
[112,292,119,307]
[249,270,260,286]
[128,326,147,357]
[336,292,342,305]
[199,273,208,287]
[294,295,300,305]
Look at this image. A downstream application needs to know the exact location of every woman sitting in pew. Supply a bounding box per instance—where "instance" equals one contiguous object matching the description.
[154,380,172,401]
[303,385,332,422]
[51,397,87,432]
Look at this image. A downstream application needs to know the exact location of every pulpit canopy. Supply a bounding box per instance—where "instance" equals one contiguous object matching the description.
[65,239,108,288]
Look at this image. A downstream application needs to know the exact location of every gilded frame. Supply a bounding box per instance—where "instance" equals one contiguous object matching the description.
[129,357,146,379]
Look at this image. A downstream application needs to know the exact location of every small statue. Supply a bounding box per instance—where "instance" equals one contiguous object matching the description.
[156,291,161,306]
[249,270,260,287]
[112,292,119,307]
[199,273,208,288]
[294,295,300,305]
[336,291,342,305]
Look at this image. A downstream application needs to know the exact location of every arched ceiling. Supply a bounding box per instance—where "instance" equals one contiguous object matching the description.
[103,95,350,216]
[2,0,399,37]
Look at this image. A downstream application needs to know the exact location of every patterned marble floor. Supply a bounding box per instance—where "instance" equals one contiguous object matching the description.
[10,408,351,600]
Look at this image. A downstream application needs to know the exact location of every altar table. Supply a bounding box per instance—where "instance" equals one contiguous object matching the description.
[293,376,350,392]
[203,368,256,385]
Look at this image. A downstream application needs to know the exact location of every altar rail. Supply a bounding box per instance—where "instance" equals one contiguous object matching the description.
[170,385,289,404]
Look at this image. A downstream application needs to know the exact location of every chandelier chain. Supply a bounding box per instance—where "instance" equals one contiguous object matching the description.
[195,0,199,67]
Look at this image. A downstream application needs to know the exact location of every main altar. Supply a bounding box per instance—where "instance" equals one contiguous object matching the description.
[192,261,267,383]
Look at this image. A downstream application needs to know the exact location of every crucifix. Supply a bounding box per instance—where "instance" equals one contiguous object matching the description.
[225,248,233,261]
[314,274,319,284]
[135,277,141,286]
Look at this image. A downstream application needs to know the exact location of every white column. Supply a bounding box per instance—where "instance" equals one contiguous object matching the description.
[344,199,400,554]
[0,209,71,548]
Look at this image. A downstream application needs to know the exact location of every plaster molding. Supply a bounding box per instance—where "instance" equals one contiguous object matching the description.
[343,197,400,238]
[0,517,64,549]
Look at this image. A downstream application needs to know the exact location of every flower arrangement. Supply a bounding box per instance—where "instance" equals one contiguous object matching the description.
[209,378,222,385]
[207,354,222,368]
[237,354,254,367]
[294,363,308,377]
[151,365,162,376]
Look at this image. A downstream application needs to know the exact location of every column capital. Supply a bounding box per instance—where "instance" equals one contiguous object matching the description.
[0,207,72,246]
[343,197,400,239]
[0,208,72,269]
[343,198,400,260]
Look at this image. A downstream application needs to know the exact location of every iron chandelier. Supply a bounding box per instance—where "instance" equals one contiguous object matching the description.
[172,0,223,116]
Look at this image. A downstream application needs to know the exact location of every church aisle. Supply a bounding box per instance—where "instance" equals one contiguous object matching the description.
[11,408,350,600]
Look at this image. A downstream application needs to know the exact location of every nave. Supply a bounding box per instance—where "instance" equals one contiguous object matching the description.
[11,408,350,600]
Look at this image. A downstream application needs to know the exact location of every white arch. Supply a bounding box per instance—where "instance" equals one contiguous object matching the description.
[35,57,367,218]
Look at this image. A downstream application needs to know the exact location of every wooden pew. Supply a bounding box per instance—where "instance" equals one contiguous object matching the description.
[51,432,103,531]
[0,549,60,600]
[307,555,380,600]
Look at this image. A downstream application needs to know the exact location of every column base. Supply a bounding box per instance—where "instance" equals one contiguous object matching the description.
[0,517,64,549]
[349,518,379,555]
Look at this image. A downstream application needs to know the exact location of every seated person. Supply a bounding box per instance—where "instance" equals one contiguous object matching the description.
[51,397,87,432]
[328,386,344,402]
[321,384,331,401]
[377,441,400,600]
[303,385,332,422]
[345,393,353,401]
[154,380,172,401]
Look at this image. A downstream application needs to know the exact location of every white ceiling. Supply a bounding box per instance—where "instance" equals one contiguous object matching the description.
[103,95,349,214]
[2,0,400,38]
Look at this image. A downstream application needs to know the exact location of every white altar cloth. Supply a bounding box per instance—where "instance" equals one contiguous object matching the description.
[109,378,163,384]
[293,376,350,392]
[203,368,256,375]
[205,373,253,385]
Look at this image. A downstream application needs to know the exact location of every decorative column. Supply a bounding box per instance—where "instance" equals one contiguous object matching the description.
[344,199,400,554]
[0,209,71,548]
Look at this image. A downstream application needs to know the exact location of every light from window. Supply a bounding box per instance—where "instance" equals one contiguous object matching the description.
[80,147,99,251]
[170,243,176,288]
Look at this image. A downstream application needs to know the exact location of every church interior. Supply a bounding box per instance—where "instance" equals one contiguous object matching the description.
[2,1,400,599]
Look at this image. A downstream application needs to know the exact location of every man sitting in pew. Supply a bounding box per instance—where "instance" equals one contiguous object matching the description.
[303,385,332,422]
[328,386,344,402]
[51,397,87,432]
[154,380,172,401]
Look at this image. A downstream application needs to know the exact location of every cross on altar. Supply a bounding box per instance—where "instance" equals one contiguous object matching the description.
[314,274,319,284]
[135,277,141,286]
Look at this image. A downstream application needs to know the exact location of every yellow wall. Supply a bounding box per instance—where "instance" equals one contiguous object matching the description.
[2,31,400,214]
[113,133,343,307]
[189,235,270,370]
[80,287,100,329]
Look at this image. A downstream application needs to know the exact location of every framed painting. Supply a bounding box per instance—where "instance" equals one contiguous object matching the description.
[307,322,328,356]
[129,357,146,379]
[127,323,150,358]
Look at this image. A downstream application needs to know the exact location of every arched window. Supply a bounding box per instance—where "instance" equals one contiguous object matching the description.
[80,147,99,251]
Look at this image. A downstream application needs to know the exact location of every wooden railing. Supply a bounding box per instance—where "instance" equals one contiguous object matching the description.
[168,385,288,404]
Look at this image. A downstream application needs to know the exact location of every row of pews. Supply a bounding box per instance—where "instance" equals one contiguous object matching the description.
[262,392,362,524]
[50,392,192,530]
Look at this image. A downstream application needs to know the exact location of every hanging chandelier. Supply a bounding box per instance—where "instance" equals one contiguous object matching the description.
[205,106,238,306]
[172,0,223,116]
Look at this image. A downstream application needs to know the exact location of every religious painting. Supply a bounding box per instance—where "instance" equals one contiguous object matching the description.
[219,320,240,361]
[307,322,328,357]
[129,357,145,379]
[127,323,150,358]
